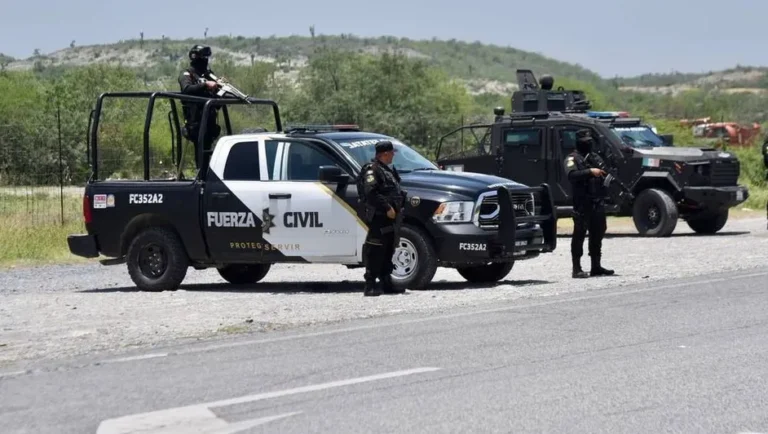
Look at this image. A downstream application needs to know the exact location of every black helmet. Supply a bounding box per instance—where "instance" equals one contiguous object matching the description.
[189,45,212,60]
[189,45,212,70]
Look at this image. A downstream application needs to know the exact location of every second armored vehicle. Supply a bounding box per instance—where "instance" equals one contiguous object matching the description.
[435,70,749,237]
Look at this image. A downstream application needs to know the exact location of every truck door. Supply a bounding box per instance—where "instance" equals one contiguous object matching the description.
[499,126,548,188]
[550,126,580,204]
[202,139,268,263]
[260,138,360,262]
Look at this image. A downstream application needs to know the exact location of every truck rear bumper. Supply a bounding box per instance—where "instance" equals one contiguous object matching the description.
[67,234,99,258]
[682,185,749,209]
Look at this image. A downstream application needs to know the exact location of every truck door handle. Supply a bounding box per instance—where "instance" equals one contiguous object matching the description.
[211,192,230,198]
[269,193,292,199]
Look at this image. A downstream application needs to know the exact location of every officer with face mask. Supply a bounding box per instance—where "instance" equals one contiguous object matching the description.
[178,45,222,168]
[357,140,407,296]
[564,129,615,278]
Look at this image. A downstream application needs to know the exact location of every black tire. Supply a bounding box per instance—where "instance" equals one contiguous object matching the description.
[217,264,271,284]
[456,262,514,283]
[686,209,729,234]
[632,188,678,237]
[126,227,189,292]
[390,225,438,291]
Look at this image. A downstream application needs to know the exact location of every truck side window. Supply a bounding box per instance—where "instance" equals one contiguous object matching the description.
[283,141,338,181]
[223,142,261,181]
[504,129,541,147]
[560,129,578,152]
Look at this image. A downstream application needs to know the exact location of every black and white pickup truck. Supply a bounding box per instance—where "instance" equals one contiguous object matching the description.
[67,91,557,291]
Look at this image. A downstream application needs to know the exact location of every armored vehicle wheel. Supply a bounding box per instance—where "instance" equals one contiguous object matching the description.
[217,264,271,284]
[632,188,678,237]
[686,209,729,234]
[390,225,438,291]
[126,227,189,292]
[456,262,514,283]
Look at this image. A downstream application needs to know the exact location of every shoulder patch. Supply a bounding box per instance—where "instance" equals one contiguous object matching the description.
[566,156,575,167]
[183,71,190,76]
[365,173,375,183]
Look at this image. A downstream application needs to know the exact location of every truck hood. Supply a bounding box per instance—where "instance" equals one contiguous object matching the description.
[399,169,527,198]
[630,146,738,163]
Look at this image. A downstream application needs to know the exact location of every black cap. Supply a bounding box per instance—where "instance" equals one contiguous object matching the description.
[375,140,396,153]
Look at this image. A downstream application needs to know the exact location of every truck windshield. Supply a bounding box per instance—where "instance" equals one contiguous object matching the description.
[609,126,669,148]
[335,137,439,172]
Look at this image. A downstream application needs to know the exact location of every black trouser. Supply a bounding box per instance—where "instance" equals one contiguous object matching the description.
[363,223,396,287]
[571,202,607,268]
[183,123,221,168]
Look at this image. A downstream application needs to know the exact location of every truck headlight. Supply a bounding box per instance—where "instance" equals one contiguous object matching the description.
[432,201,474,223]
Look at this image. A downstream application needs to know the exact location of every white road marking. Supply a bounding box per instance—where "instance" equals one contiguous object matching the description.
[96,367,440,434]
[100,353,169,364]
[0,369,27,379]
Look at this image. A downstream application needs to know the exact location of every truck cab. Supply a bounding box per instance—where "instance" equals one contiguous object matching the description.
[435,70,749,237]
[67,91,557,292]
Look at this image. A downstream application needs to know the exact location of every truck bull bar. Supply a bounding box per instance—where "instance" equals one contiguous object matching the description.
[495,183,557,257]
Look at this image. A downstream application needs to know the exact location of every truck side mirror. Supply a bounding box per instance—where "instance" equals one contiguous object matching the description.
[318,165,350,184]
[660,134,674,145]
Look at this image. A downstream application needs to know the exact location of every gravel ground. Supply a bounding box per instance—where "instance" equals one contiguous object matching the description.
[1,216,767,367]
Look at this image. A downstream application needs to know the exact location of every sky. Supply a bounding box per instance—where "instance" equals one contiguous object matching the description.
[1,0,766,78]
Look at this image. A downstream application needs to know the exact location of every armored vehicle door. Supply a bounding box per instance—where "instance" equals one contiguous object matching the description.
[550,125,582,204]
[496,125,549,188]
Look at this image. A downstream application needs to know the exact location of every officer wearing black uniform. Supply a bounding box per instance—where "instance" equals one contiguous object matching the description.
[564,129,615,278]
[358,140,407,296]
[178,45,222,168]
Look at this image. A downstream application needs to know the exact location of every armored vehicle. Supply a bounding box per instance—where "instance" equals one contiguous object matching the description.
[435,70,749,237]
[67,90,557,292]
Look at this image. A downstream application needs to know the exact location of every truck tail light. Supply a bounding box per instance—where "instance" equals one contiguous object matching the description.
[83,194,92,224]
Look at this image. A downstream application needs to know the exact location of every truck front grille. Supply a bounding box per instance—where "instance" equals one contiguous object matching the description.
[708,159,740,186]
[477,192,535,229]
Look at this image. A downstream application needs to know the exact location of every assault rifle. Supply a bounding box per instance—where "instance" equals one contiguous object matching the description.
[392,190,407,246]
[208,72,251,104]
[586,152,634,202]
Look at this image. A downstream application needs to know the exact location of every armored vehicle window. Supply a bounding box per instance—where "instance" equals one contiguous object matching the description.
[504,129,541,147]
[282,141,338,181]
[558,128,580,151]
[223,141,261,181]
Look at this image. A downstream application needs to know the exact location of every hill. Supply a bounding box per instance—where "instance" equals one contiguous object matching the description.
[1,33,614,94]
[615,66,768,96]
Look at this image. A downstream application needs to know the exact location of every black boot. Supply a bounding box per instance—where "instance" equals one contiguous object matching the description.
[380,275,404,294]
[572,257,589,278]
[590,255,614,276]
[363,280,381,297]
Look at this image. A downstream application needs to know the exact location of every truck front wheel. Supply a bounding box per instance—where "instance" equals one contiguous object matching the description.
[390,225,438,291]
[686,209,729,234]
[456,262,514,283]
[217,264,271,284]
[126,227,189,292]
[632,188,678,237]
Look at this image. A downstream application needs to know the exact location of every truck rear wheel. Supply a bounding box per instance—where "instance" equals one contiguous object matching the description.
[686,209,729,234]
[126,227,189,292]
[456,262,514,283]
[632,188,678,237]
[390,225,438,291]
[217,264,271,284]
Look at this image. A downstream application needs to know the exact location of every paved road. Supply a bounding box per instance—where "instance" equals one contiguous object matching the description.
[2,267,767,433]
